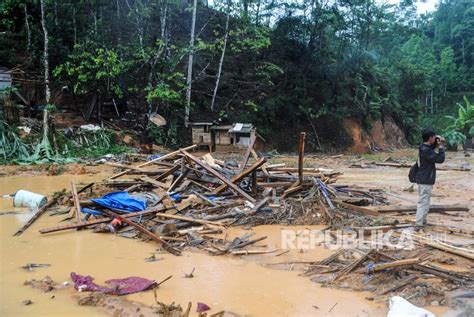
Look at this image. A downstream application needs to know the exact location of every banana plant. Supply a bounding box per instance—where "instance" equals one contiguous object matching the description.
[445,96,474,135]
[444,96,474,150]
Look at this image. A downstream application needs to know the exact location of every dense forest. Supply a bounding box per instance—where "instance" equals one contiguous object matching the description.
[1,0,473,152]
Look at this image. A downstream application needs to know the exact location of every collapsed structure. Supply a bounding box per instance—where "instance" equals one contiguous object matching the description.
[14,132,474,310]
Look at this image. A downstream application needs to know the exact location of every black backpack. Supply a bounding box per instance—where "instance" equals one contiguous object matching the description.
[408,155,420,183]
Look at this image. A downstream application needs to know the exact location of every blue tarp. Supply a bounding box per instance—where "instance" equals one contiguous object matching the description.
[91,192,147,212]
[80,207,104,215]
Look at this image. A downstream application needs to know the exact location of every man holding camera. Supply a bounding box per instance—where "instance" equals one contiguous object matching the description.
[415,128,446,231]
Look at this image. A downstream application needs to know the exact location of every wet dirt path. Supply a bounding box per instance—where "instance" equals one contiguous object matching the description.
[0,164,458,316]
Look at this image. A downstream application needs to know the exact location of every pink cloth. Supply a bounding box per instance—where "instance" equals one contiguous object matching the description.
[71,272,155,295]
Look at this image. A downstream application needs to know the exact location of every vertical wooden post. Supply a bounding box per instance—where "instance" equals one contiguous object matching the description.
[71,181,81,223]
[251,170,257,196]
[298,132,306,185]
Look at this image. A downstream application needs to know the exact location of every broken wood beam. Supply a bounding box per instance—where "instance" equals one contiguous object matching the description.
[109,145,196,180]
[408,233,474,260]
[71,180,82,223]
[334,200,379,216]
[237,134,257,174]
[14,183,95,236]
[180,150,256,203]
[39,208,165,234]
[105,210,181,256]
[334,249,373,281]
[141,175,168,189]
[374,204,469,213]
[376,275,417,296]
[212,157,266,194]
[371,258,420,272]
[231,249,277,255]
[155,212,225,227]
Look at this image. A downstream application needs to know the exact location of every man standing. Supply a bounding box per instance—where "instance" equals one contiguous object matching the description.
[415,128,445,231]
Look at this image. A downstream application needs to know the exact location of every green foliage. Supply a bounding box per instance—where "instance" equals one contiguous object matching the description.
[444,130,466,151]
[53,42,127,96]
[445,96,474,134]
[0,116,31,162]
[444,96,474,150]
[147,120,179,149]
[1,0,473,152]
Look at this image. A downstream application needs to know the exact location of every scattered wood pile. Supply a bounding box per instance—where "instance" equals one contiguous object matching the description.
[13,132,474,308]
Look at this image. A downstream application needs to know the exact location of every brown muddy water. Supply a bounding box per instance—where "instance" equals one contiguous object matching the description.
[0,172,450,316]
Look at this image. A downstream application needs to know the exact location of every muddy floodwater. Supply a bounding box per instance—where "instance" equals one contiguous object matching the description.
[0,169,457,316]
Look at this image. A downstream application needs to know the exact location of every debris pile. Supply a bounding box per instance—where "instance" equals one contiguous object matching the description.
[13,132,474,310]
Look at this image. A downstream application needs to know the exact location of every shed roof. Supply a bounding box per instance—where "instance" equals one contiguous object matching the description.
[211,125,233,130]
[228,123,254,133]
[190,122,213,126]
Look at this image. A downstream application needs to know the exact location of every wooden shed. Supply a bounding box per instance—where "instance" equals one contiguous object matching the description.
[190,122,213,150]
[190,122,265,152]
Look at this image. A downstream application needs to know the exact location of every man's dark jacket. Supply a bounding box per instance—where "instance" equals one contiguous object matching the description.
[416,143,445,185]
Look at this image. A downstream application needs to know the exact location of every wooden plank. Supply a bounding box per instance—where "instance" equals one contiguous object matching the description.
[376,275,417,296]
[141,175,168,189]
[334,200,379,216]
[408,233,474,260]
[71,181,81,223]
[14,183,95,236]
[372,258,420,272]
[156,164,180,181]
[374,204,469,213]
[39,208,163,234]
[334,249,373,281]
[155,212,224,227]
[212,157,266,194]
[281,185,303,198]
[237,134,257,174]
[105,210,181,256]
[180,150,256,203]
[109,145,196,180]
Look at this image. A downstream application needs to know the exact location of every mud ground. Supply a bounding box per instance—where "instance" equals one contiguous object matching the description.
[0,148,472,316]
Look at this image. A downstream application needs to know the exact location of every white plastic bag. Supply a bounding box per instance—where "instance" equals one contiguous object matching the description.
[387,296,436,317]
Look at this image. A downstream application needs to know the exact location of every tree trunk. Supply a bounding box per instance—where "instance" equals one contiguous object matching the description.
[40,0,51,104]
[430,89,434,114]
[210,1,230,112]
[185,0,198,127]
[73,7,77,45]
[24,4,32,55]
[116,0,121,44]
[160,0,168,41]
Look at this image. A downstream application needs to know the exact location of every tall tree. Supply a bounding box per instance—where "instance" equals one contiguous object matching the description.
[40,0,51,103]
[185,0,197,126]
[210,0,231,111]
